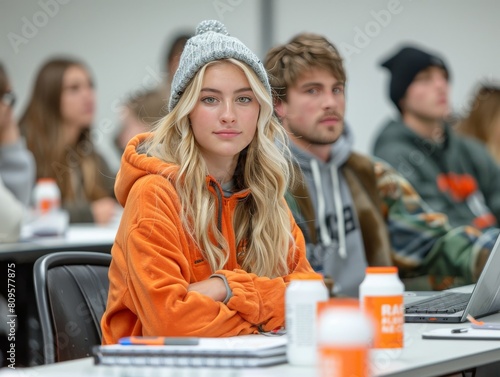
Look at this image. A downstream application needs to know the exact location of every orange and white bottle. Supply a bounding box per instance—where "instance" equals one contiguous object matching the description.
[359,267,404,357]
[317,299,373,377]
[33,178,61,214]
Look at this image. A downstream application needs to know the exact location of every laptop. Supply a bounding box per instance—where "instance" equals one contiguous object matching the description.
[404,232,500,323]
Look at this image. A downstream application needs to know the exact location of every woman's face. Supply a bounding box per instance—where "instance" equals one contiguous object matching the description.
[189,62,259,174]
[60,65,95,128]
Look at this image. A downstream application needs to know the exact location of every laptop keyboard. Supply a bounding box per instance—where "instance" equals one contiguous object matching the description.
[405,292,472,314]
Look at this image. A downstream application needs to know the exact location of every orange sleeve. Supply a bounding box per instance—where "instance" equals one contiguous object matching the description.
[110,177,315,338]
[122,187,256,338]
[216,217,317,331]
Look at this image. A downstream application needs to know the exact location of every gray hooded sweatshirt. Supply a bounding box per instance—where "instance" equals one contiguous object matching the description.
[289,125,367,297]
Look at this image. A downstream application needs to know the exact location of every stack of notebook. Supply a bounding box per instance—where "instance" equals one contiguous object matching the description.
[93,334,287,367]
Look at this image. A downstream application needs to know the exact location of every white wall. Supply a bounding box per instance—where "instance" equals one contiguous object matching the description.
[1,0,500,172]
[0,0,262,171]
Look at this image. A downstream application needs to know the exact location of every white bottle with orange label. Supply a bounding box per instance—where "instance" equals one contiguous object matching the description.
[317,299,373,377]
[33,178,61,214]
[359,266,404,360]
[30,178,68,237]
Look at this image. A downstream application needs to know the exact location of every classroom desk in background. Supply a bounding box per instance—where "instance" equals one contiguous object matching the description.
[0,223,118,367]
[0,223,118,262]
[2,313,500,377]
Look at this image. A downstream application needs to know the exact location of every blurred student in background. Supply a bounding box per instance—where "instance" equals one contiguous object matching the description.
[161,31,192,97]
[114,89,167,156]
[373,45,500,231]
[20,58,117,225]
[0,62,35,242]
[456,84,500,165]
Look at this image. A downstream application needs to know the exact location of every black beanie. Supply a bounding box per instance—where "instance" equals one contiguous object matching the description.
[380,45,450,112]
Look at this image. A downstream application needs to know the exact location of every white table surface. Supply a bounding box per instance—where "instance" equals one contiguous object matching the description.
[2,313,500,377]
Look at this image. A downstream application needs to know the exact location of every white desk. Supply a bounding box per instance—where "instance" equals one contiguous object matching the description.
[3,313,500,377]
[0,223,118,263]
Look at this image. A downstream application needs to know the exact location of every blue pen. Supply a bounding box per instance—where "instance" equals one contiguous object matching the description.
[119,336,199,346]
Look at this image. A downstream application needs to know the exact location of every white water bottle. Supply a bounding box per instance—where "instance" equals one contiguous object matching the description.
[285,274,328,365]
[33,178,61,214]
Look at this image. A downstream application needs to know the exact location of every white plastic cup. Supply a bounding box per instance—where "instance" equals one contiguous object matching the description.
[318,299,373,377]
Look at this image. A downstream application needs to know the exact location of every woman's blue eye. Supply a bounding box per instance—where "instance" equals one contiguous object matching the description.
[202,97,216,104]
[237,97,251,103]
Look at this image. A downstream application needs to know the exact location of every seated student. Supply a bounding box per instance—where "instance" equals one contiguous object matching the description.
[101,20,316,343]
[114,89,167,156]
[455,83,500,165]
[264,33,499,295]
[372,45,500,231]
[20,57,118,224]
[0,62,35,242]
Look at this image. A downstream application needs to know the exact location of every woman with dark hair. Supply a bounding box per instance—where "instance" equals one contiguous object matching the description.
[0,62,35,242]
[20,58,117,224]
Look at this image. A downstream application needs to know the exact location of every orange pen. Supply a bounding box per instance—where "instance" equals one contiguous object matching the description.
[119,336,199,345]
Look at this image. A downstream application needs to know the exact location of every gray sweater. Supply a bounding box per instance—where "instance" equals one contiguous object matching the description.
[0,139,35,241]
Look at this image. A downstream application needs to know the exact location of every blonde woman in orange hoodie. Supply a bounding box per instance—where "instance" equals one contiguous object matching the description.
[101,20,317,343]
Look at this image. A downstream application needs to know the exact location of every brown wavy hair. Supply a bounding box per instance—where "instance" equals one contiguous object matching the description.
[456,84,500,164]
[264,33,346,103]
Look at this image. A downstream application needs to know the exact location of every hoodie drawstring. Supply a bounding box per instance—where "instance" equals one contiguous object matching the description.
[331,165,347,259]
[310,160,331,247]
[309,159,347,259]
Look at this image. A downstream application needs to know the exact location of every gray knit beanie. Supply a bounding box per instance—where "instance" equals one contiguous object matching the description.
[168,20,271,112]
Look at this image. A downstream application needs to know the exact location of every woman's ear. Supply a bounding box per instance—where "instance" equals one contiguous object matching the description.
[274,100,286,120]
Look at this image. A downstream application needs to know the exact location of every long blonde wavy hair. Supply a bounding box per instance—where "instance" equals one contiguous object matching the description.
[145,59,296,278]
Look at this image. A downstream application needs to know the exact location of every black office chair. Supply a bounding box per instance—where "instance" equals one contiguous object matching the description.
[33,251,111,364]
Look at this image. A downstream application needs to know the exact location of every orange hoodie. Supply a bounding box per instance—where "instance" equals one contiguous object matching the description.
[101,133,316,344]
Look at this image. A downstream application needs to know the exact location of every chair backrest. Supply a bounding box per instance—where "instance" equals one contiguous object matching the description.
[33,251,111,364]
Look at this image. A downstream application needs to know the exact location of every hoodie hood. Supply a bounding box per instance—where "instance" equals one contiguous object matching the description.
[289,123,366,296]
[114,133,179,207]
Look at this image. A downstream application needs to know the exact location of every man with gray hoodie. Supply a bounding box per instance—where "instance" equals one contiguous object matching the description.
[265,34,499,297]
[265,33,393,297]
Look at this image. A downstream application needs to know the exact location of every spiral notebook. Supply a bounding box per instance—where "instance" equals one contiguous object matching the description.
[93,334,287,367]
